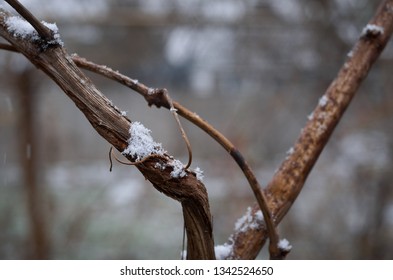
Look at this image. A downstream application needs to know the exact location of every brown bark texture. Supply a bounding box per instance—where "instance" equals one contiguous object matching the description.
[229,0,393,259]
[0,8,215,259]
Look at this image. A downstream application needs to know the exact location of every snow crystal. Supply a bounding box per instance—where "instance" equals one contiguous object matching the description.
[362,24,384,36]
[122,122,164,161]
[154,162,166,171]
[286,147,294,156]
[234,207,264,232]
[122,122,193,179]
[347,44,359,58]
[278,238,292,251]
[254,210,263,221]
[307,112,314,121]
[194,167,204,182]
[121,111,127,116]
[170,159,186,178]
[6,16,37,39]
[5,16,63,46]
[215,243,233,260]
[318,95,329,107]
[147,88,155,95]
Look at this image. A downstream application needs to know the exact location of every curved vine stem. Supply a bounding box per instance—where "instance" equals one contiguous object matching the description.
[0,1,283,258]
[69,54,282,258]
[0,6,216,259]
[154,88,193,170]
[108,146,161,171]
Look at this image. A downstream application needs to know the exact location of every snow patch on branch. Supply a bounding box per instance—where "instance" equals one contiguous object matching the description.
[170,159,187,178]
[6,16,35,39]
[181,243,235,260]
[318,95,329,107]
[307,111,314,121]
[123,122,191,179]
[123,122,164,161]
[234,207,264,232]
[194,167,204,182]
[215,243,233,260]
[5,15,63,46]
[286,147,294,156]
[362,24,384,36]
[278,238,292,251]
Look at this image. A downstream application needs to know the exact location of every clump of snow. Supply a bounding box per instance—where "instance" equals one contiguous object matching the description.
[234,207,264,232]
[154,162,166,171]
[6,16,36,39]
[123,122,164,161]
[5,16,63,46]
[278,238,292,251]
[362,24,384,36]
[170,159,187,178]
[147,88,155,95]
[122,122,193,179]
[215,243,233,260]
[318,95,329,107]
[194,167,204,182]
[43,22,62,45]
[254,209,263,221]
[181,243,236,260]
[347,45,359,58]
[286,147,294,156]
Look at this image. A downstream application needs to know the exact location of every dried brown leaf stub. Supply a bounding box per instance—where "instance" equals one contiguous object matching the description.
[145,88,171,108]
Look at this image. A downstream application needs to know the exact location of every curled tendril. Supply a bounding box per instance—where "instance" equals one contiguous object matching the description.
[108,146,157,171]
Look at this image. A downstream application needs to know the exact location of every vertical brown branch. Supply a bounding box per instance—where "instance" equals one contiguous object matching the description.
[17,69,50,259]
[229,0,393,259]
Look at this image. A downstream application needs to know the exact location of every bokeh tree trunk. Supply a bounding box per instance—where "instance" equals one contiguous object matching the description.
[16,68,49,259]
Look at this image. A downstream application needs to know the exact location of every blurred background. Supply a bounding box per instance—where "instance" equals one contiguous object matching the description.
[1,0,392,259]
